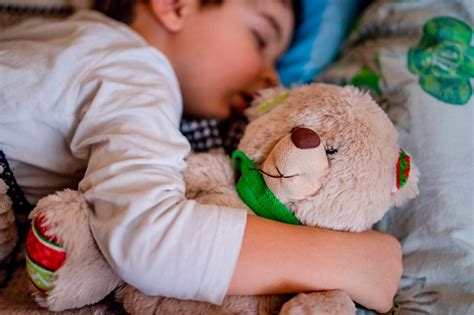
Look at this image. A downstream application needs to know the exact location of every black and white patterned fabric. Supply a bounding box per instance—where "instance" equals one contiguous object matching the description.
[180,119,222,152]
[180,116,248,154]
[0,150,32,287]
[0,150,32,218]
[0,1,77,27]
[219,115,248,155]
[0,3,73,16]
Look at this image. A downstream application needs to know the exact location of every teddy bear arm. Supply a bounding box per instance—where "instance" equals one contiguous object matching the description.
[280,290,356,315]
[184,152,250,210]
[119,284,291,315]
[183,152,236,199]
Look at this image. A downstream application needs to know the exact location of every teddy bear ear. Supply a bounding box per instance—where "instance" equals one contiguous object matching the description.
[245,86,290,121]
[391,149,420,206]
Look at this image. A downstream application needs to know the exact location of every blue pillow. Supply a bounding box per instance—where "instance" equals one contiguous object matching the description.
[277,0,359,86]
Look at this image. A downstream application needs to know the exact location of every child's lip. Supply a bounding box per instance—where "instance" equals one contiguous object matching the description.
[242,92,255,104]
[233,92,254,114]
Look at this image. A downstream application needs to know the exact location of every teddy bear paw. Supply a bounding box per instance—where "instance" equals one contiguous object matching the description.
[280,290,356,315]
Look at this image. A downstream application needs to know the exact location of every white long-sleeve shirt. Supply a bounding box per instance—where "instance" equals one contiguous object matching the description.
[0,10,247,304]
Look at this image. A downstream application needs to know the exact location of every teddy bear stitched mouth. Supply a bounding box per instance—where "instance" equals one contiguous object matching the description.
[251,166,300,179]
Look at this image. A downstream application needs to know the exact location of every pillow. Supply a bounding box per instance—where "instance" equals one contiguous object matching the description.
[277,0,360,86]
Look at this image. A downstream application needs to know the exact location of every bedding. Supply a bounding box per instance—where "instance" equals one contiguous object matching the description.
[317,0,474,313]
[276,0,359,86]
[1,0,472,314]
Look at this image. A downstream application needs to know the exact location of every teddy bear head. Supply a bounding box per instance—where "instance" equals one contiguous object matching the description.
[234,83,419,232]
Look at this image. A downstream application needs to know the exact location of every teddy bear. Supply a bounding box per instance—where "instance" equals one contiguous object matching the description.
[25,83,419,314]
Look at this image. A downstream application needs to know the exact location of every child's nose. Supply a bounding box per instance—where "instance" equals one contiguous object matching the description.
[261,65,279,88]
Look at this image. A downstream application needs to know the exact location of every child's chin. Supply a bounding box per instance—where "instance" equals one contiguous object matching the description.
[209,108,232,120]
[183,109,230,120]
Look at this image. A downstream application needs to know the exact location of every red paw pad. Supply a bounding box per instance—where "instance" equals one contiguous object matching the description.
[26,216,66,293]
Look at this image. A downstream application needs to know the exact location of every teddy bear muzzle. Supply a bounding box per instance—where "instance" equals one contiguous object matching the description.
[261,127,329,204]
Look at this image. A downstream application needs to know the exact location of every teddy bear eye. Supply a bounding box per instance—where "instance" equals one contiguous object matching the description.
[325,146,338,155]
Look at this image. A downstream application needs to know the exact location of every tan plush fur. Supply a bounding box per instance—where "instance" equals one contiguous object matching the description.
[0,177,17,262]
[28,83,419,314]
[280,290,356,315]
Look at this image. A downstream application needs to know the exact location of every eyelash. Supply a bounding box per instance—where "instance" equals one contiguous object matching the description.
[252,30,267,50]
[325,146,338,155]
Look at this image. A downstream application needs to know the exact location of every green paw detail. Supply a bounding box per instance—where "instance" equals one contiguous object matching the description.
[26,254,56,291]
[408,16,474,105]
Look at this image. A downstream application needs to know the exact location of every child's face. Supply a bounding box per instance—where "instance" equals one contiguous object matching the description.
[173,0,294,119]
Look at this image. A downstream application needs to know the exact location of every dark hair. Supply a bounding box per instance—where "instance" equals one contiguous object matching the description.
[94,0,301,32]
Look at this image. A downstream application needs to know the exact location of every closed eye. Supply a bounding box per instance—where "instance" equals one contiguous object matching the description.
[252,30,267,50]
[325,146,338,155]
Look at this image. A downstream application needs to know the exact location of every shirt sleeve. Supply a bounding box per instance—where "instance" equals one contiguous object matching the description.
[70,47,247,304]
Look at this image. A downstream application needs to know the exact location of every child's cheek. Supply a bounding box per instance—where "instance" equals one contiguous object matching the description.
[226,48,262,86]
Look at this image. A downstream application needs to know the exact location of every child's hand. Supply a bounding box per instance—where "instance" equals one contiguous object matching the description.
[340,230,403,313]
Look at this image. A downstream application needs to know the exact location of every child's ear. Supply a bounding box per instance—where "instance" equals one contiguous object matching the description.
[149,0,196,32]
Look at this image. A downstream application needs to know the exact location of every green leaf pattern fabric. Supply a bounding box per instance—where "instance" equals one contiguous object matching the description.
[351,65,382,94]
[408,16,474,105]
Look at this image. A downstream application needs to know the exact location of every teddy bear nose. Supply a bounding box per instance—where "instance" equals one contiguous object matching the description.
[291,127,321,149]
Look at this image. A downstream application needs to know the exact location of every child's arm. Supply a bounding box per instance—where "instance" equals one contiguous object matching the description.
[228,215,402,313]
